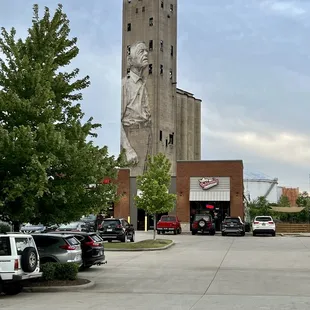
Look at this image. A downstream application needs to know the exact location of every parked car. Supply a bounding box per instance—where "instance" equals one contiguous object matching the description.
[80,214,97,232]
[191,214,215,235]
[32,233,83,266]
[56,221,90,232]
[221,216,245,236]
[52,232,107,269]
[0,233,42,295]
[157,215,182,235]
[252,216,276,236]
[99,218,135,242]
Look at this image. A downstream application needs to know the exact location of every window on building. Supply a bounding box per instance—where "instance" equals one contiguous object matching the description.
[149,17,154,26]
[127,23,131,31]
[170,45,173,56]
[169,69,172,79]
[149,64,153,74]
[165,139,168,147]
[170,4,174,12]
[160,64,163,75]
[136,8,138,13]
[127,45,131,55]
[160,40,163,51]
[149,40,153,51]
[159,130,163,141]
[161,1,164,8]
[142,6,145,12]
[169,134,174,144]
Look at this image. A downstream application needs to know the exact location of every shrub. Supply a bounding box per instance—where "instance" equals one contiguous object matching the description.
[41,262,56,281]
[0,222,11,233]
[54,263,79,281]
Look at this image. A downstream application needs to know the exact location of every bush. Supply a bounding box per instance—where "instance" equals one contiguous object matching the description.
[41,262,79,281]
[0,222,11,233]
[54,263,79,281]
[41,262,56,281]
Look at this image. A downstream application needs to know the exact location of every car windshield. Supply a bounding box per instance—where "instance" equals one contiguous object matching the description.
[103,220,119,227]
[0,237,11,256]
[256,217,272,222]
[194,214,211,222]
[161,216,176,221]
[58,222,79,229]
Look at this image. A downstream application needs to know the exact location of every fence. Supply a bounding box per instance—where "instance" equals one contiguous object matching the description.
[276,223,310,233]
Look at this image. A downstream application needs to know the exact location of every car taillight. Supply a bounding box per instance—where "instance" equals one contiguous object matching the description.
[192,222,198,229]
[14,259,19,270]
[85,241,100,247]
[268,221,274,224]
[254,221,259,224]
[60,244,76,251]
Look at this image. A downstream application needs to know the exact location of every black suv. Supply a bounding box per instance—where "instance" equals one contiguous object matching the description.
[221,217,245,236]
[99,218,135,243]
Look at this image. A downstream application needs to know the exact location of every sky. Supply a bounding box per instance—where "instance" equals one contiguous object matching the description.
[1,0,310,191]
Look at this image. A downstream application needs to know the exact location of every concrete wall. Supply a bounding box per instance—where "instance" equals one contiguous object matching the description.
[176,88,201,161]
[122,0,178,176]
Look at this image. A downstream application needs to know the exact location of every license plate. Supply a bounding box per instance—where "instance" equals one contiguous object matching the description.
[107,228,112,232]
[262,223,266,226]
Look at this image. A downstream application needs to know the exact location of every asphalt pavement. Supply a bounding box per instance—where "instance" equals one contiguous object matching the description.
[2,232,310,309]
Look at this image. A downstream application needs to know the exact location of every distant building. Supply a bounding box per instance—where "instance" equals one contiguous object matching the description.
[278,187,299,207]
[244,170,278,204]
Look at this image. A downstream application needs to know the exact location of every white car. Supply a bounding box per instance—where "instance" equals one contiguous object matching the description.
[252,216,276,236]
[0,233,42,295]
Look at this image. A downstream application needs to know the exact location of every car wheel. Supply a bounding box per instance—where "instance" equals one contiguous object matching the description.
[3,283,23,295]
[130,233,135,242]
[157,230,160,234]
[209,230,215,236]
[21,247,38,272]
[241,231,245,236]
[272,231,276,237]
[221,232,226,236]
[253,232,256,236]
[173,229,177,235]
[191,230,197,235]
[178,228,182,234]
[121,234,128,243]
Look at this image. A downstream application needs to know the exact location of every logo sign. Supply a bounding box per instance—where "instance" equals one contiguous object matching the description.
[206,204,214,210]
[199,177,219,190]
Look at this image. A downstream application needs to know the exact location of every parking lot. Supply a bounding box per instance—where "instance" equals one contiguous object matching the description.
[2,232,310,309]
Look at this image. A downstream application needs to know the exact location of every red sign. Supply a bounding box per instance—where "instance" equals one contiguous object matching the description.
[101,178,111,184]
[199,177,219,190]
[206,204,214,210]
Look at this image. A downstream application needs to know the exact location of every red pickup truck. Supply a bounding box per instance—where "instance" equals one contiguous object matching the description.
[156,215,182,235]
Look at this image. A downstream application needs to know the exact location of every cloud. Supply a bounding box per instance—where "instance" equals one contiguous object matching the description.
[202,106,310,167]
[260,0,306,17]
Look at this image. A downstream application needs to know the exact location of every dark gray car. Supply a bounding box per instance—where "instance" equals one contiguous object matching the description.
[221,217,245,236]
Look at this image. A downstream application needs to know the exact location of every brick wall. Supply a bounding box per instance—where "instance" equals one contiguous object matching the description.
[114,169,130,218]
[176,160,244,222]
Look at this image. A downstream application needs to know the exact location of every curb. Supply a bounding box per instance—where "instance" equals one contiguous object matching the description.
[280,233,310,237]
[23,279,95,293]
[105,241,175,251]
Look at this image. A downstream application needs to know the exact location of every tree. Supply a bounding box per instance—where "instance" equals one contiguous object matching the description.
[248,196,274,220]
[134,153,176,239]
[0,4,125,227]
[278,195,291,208]
[296,191,310,208]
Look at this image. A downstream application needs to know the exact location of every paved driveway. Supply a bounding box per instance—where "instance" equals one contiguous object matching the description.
[2,232,310,309]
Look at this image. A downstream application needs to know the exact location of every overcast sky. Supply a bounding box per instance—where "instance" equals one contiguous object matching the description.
[1,0,310,191]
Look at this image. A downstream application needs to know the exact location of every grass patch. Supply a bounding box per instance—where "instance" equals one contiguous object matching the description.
[104,239,173,249]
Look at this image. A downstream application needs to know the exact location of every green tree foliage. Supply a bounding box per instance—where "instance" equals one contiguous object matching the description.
[296,191,310,208]
[0,4,125,225]
[248,196,274,220]
[135,153,176,239]
[278,195,291,208]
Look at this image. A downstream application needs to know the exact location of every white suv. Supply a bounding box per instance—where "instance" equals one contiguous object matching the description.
[252,216,276,236]
[0,233,42,295]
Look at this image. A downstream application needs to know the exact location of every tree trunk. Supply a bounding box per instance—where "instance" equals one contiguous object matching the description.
[153,213,157,240]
